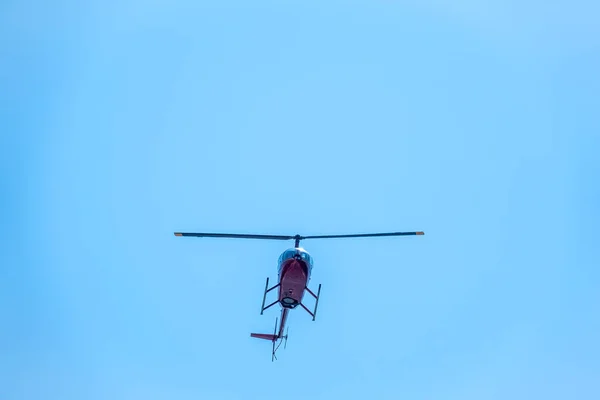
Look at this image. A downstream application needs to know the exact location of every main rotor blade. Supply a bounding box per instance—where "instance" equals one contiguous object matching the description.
[174,231,424,242]
[174,232,295,240]
[301,231,424,240]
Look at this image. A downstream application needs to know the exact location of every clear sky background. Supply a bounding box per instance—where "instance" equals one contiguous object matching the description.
[2,1,599,399]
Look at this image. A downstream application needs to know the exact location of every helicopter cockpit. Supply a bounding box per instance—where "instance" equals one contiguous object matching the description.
[278,247,314,275]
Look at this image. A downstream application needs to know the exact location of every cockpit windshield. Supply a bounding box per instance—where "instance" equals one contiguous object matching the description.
[278,247,314,268]
[298,249,313,267]
[278,249,296,264]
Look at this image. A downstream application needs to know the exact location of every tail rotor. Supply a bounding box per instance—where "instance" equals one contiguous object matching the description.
[272,325,289,360]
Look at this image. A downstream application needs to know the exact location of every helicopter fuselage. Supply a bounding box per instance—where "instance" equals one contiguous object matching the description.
[276,247,313,310]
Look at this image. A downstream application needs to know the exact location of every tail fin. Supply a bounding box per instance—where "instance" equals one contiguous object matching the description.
[251,318,282,361]
[251,316,279,342]
[250,333,278,341]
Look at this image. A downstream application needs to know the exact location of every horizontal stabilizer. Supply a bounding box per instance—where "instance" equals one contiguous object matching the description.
[251,333,278,341]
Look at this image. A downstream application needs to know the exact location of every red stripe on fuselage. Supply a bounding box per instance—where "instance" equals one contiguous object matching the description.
[278,259,309,305]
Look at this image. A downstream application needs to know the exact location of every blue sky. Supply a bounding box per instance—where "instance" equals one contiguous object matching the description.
[2,1,599,399]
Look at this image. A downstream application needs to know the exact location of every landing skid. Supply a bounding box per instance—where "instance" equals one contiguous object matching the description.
[301,284,322,321]
[259,277,280,314]
[259,277,322,321]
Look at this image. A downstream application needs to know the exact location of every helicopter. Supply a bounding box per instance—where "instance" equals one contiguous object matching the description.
[173,230,424,360]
